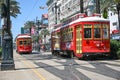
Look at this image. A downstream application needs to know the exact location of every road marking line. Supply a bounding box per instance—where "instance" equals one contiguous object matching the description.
[35,60,65,70]
[22,59,46,80]
[76,68,117,80]
[105,64,120,71]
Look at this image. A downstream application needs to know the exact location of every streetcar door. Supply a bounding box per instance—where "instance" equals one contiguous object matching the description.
[76,25,82,54]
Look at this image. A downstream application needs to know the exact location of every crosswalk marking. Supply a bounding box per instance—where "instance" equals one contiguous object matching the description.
[99,61,120,66]
[35,58,120,80]
[35,60,65,70]
[105,64,120,71]
[75,60,96,68]
[76,68,117,80]
[52,59,67,62]
[36,68,62,80]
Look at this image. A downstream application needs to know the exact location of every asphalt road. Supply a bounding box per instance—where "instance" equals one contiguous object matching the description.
[20,51,120,80]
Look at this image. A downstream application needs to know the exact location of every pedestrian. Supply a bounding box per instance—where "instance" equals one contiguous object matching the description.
[41,45,44,51]
[38,44,40,52]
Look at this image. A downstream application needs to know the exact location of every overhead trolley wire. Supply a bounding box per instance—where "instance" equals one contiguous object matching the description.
[24,0,39,22]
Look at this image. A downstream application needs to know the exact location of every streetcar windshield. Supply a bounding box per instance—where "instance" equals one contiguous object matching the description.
[103,24,109,39]
[18,39,31,46]
[19,41,22,45]
[24,41,27,45]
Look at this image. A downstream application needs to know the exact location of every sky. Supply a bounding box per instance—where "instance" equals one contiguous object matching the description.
[11,0,48,40]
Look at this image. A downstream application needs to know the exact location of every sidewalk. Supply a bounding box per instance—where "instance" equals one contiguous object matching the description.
[0,50,51,80]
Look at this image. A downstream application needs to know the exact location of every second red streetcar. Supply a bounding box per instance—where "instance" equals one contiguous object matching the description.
[51,14,110,59]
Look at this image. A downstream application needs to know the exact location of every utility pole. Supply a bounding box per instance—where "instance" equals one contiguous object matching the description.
[1,0,15,70]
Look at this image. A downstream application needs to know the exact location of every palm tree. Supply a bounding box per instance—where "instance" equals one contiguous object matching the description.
[10,0,21,18]
[114,0,120,29]
[0,0,20,36]
[24,21,36,35]
[99,0,120,29]
[32,35,39,42]
[100,0,115,18]
[0,0,21,18]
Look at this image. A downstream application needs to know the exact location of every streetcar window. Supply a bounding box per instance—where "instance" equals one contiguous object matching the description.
[84,28,92,38]
[103,28,108,38]
[103,24,109,39]
[19,41,22,45]
[23,41,27,45]
[28,40,31,45]
[70,32,73,40]
[94,28,101,38]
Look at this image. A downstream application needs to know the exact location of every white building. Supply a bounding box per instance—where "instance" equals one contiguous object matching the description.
[46,0,119,34]
[46,0,95,33]
[46,0,57,32]
[108,11,119,34]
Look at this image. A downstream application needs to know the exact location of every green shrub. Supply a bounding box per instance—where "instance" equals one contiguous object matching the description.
[117,48,120,58]
[110,40,120,59]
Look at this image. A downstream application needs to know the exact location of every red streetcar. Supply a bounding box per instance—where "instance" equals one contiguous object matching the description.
[16,34,32,54]
[51,14,110,59]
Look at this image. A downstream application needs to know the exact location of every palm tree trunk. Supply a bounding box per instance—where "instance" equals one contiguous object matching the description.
[80,0,84,13]
[117,3,120,29]
[96,0,100,14]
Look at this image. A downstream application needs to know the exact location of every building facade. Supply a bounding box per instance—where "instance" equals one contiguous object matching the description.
[47,0,119,35]
[108,11,119,34]
[46,0,95,32]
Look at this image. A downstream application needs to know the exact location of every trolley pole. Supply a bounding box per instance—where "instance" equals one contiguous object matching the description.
[1,0,15,70]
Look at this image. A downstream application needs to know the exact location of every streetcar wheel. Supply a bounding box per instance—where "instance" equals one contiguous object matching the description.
[56,52,60,57]
[52,51,54,55]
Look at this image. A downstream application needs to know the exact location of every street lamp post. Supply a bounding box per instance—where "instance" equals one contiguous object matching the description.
[36,19,41,50]
[1,0,15,70]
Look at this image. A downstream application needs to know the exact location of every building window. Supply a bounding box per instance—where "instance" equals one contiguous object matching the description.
[110,13,112,16]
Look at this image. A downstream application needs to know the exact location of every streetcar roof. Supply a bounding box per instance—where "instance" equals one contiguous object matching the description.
[70,16,109,25]
[17,35,31,39]
[52,17,109,32]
